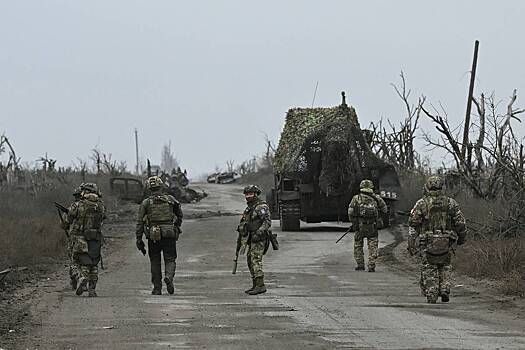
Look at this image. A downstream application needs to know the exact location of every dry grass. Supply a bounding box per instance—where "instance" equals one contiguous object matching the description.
[455,238,525,296]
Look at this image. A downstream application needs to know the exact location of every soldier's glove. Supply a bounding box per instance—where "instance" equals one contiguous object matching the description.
[456,236,465,246]
[136,239,146,255]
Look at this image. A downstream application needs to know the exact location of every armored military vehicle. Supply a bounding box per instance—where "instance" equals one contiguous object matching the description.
[268,92,400,231]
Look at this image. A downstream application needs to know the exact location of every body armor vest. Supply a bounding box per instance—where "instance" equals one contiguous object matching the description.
[146,195,176,224]
[74,198,104,240]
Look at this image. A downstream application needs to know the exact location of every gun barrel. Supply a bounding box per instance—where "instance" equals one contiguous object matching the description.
[54,202,69,214]
[335,227,352,244]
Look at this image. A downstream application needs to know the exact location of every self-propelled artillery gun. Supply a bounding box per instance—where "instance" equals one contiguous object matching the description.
[268,92,400,231]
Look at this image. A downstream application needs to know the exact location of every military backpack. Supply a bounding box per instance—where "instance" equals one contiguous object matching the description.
[358,194,379,224]
[423,195,456,256]
[75,196,105,241]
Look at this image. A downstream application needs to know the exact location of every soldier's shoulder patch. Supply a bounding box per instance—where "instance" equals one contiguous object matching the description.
[256,205,270,216]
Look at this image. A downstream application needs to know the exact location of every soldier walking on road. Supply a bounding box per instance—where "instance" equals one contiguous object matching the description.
[136,176,183,295]
[64,183,106,297]
[236,185,272,295]
[66,183,84,291]
[408,175,466,303]
[348,179,387,272]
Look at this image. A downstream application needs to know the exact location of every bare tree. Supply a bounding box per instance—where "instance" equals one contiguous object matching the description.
[161,141,178,172]
[226,159,235,173]
[37,153,57,172]
[422,90,524,199]
[102,153,127,175]
[90,147,102,174]
[369,72,424,171]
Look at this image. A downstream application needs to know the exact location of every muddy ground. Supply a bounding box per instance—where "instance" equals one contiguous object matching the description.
[1,183,524,349]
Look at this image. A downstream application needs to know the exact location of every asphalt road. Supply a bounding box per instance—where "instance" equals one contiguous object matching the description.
[13,183,525,349]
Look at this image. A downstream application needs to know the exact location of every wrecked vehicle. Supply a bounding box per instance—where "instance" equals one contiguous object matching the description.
[111,168,206,204]
[109,177,144,203]
[268,92,400,231]
[207,172,241,184]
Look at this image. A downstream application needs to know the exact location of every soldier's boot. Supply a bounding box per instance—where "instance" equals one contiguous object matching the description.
[88,280,97,297]
[244,278,256,294]
[76,277,88,296]
[355,265,365,271]
[152,285,162,295]
[164,261,176,295]
[368,264,376,272]
[440,291,450,303]
[248,276,267,295]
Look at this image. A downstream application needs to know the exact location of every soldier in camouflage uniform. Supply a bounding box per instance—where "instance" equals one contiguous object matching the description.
[64,183,106,297]
[136,176,183,295]
[67,183,84,291]
[408,175,466,303]
[237,185,272,295]
[348,179,387,272]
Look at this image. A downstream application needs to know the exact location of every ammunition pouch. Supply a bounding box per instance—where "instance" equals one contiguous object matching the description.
[425,251,451,265]
[147,223,179,241]
[425,230,455,256]
[72,236,89,255]
[149,225,162,242]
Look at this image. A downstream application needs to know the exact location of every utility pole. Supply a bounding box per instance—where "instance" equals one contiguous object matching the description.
[311,81,319,108]
[134,128,140,175]
[461,40,479,161]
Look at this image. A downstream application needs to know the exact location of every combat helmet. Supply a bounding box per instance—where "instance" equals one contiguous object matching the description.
[359,179,374,194]
[147,176,164,190]
[425,175,444,191]
[82,183,99,194]
[243,184,262,196]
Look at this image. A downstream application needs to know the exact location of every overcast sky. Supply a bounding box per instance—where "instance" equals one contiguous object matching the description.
[1,1,524,177]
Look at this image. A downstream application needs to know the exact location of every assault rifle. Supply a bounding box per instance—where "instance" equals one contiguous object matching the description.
[233,230,248,274]
[54,202,70,240]
[335,225,354,244]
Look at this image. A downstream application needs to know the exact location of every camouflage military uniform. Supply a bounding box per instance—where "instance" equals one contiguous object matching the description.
[408,176,466,303]
[66,184,84,290]
[136,176,183,295]
[348,179,387,272]
[65,183,106,297]
[237,185,272,295]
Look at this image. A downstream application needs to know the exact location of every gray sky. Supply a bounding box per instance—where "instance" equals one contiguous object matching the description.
[1,1,524,176]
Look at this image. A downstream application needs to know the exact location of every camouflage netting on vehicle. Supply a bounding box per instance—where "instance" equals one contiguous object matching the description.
[274,102,393,196]
[275,104,357,172]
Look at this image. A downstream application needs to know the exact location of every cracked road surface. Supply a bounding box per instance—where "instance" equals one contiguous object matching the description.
[15,183,525,349]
